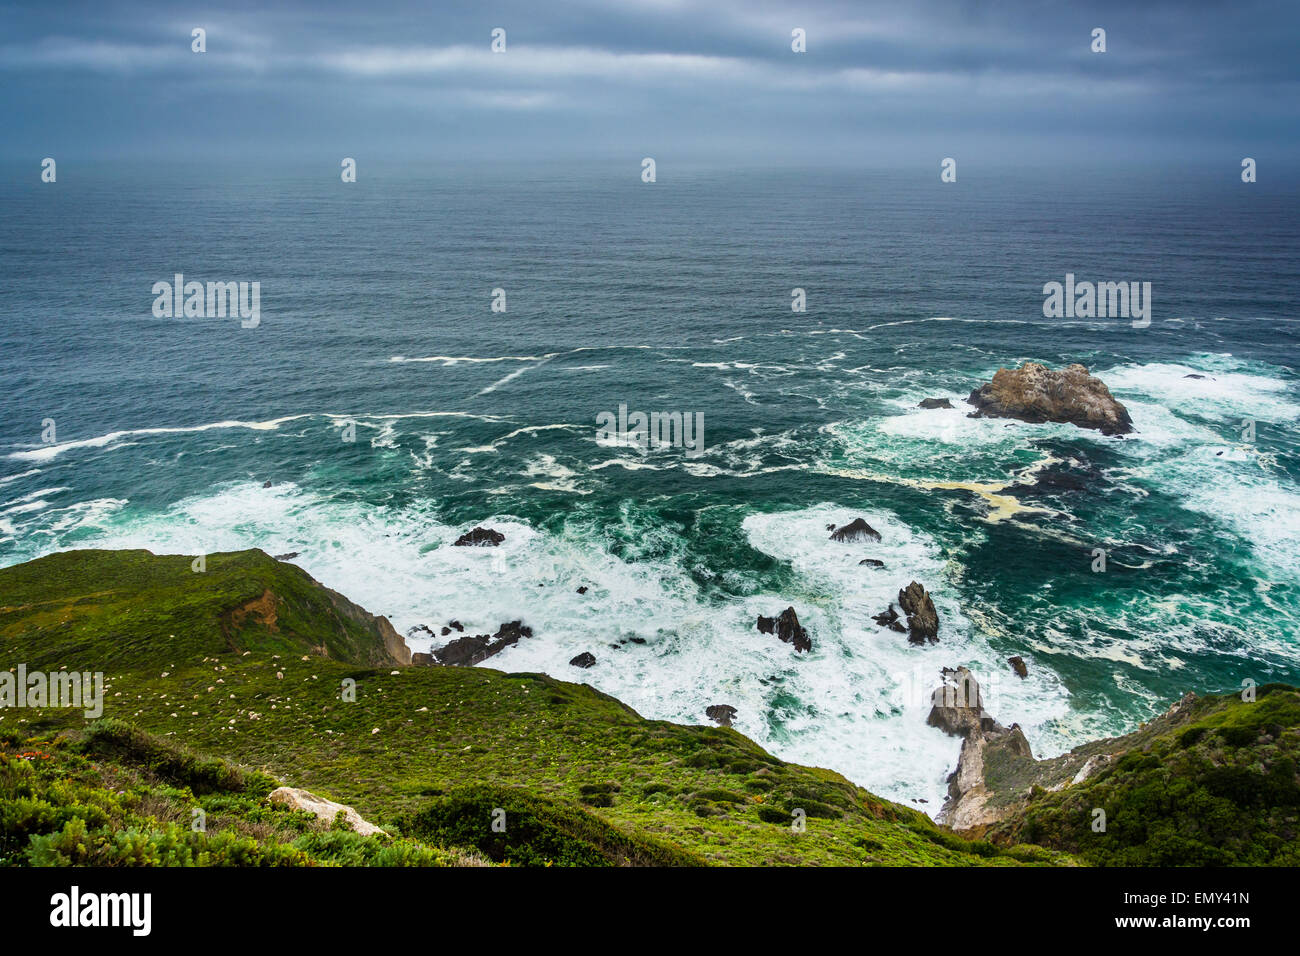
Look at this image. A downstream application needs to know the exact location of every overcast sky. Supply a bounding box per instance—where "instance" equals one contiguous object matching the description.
[2,0,1296,166]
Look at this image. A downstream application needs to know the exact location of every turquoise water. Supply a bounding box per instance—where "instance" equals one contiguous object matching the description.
[2,163,1298,810]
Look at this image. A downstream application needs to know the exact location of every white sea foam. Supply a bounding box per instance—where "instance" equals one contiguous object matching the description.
[0,469,42,486]
[1102,358,1300,423]
[388,354,551,364]
[5,412,511,462]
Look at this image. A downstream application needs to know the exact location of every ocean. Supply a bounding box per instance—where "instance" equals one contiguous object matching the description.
[2,161,1298,812]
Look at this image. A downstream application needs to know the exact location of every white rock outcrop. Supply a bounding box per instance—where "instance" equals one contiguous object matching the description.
[268,786,386,836]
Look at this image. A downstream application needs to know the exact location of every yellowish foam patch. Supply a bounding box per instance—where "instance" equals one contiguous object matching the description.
[819,454,1061,523]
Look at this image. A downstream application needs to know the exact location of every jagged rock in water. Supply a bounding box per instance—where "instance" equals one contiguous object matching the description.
[872,604,907,633]
[918,397,954,409]
[830,518,881,543]
[268,787,385,836]
[966,362,1134,436]
[576,586,589,594]
[705,704,738,727]
[569,651,597,668]
[756,606,811,652]
[434,620,533,666]
[272,552,300,561]
[897,581,939,644]
[453,526,505,547]
[1009,656,1028,679]
[859,558,885,568]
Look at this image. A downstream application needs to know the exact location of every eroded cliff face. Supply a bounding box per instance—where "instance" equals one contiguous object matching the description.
[928,667,1035,830]
[927,665,1151,831]
[930,669,1300,866]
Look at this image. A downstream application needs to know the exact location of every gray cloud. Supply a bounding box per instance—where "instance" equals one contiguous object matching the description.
[2,0,1295,163]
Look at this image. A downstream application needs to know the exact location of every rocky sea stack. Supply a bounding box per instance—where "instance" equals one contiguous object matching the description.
[966,362,1134,436]
[898,581,939,644]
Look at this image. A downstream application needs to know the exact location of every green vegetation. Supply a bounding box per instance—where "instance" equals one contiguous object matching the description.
[403,784,705,866]
[0,721,475,867]
[985,685,1300,866]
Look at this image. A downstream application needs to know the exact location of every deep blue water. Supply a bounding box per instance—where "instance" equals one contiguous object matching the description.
[2,163,1298,809]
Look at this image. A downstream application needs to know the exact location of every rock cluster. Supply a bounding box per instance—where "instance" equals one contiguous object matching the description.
[422,620,533,666]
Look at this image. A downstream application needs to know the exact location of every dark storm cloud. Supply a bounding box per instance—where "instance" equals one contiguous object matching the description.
[1,0,1296,163]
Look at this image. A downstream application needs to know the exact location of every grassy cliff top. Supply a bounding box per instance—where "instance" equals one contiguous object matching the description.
[1,548,1059,866]
[0,548,408,670]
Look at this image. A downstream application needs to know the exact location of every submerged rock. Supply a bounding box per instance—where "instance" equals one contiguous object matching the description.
[453,526,505,547]
[918,397,955,409]
[966,362,1134,436]
[830,518,881,543]
[569,651,596,669]
[705,704,737,727]
[859,558,885,568]
[433,620,533,666]
[897,581,939,644]
[756,606,811,652]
